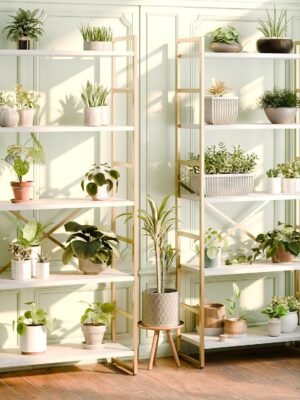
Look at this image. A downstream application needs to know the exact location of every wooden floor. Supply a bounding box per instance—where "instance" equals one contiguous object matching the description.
[0,347,299,400]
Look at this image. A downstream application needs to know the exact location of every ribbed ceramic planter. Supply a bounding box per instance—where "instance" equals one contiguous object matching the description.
[256,38,293,54]
[196,303,225,336]
[204,174,255,197]
[18,109,35,127]
[266,177,281,194]
[82,324,106,346]
[210,42,242,53]
[36,262,50,280]
[142,288,180,327]
[79,259,107,275]
[282,178,300,193]
[264,107,297,124]
[224,318,247,336]
[20,325,47,354]
[267,318,281,337]
[0,108,19,127]
[84,41,112,51]
[205,96,239,125]
[10,181,33,202]
[281,311,298,333]
[205,248,222,268]
[11,260,31,280]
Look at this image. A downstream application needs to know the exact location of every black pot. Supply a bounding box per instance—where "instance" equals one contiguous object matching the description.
[18,38,31,50]
[256,38,293,54]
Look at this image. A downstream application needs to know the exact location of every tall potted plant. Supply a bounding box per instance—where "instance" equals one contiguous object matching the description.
[15,83,40,126]
[81,163,120,200]
[224,283,247,336]
[258,89,300,124]
[81,81,110,126]
[80,25,113,51]
[210,26,242,53]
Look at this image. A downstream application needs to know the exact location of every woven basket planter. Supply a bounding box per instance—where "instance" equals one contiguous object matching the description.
[224,318,247,336]
[205,96,239,125]
[196,303,225,336]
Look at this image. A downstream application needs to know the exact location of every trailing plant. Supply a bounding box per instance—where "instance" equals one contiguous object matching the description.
[195,227,228,260]
[212,26,240,44]
[272,296,300,312]
[81,81,110,107]
[258,89,300,109]
[79,25,112,42]
[62,221,120,266]
[13,302,54,336]
[3,8,45,41]
[266,167,282,178]
[81,163,120,197]
[257,6,289,38]
[80,301,115,325]
[15,84,40,110]
[16,219,50,247]
[278,160,300,179]
[225,253,254,265]
[9,243,31,261]
[4,133,44,182]
[225,282,247,320]
[208,80,231,97]
[261,303,288,319]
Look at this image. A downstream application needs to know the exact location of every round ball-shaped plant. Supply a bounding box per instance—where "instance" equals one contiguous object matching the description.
[212,26,240,44]
[81,163,120,199]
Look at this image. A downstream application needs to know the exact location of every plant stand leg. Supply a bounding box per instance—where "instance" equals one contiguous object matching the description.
[153,330,160,366]
[166,330,181,367]
[148,330,159,370]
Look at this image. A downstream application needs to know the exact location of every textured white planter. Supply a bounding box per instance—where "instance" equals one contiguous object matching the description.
[36,262,50,280]
[282,178,300,193]
[99,105,110,125]
[267,318,281,337]
[11,260,31,280]
[84,107,101,126]
[79,259,107,274]
[205,96,239,125]
[203,174,255,197]
[20,325,47,354]
[281,311,298,333]
[266,177,282,194]
[0,108,19,127]
[82,324,106,346]
[18,109,35,127]
[30,245,41,277]
[91,184,111,200]
[84,41,112,51]
[264,107,297,124]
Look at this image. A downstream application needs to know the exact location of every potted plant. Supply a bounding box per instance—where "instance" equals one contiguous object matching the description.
[265,167,282,194]
[79,25,113,51]
[205,79,239,125]
[9,243,32,280]
[14,302,54,354]
[254,223,300,263]
[15,83,40,126]
[4,133,44,202]
[0,91,19,127]
[81,81,110,126]
[81,163,120,200]
[80,301,115,348]
[224,283,247,336]
[210,26,242,53]
[261,302,289,337]
[278,160,300,193]
[3,8,45,50]
[36,252,50,280]
[195,303,226,336]
[62,221,120,274]
[272,296,300,333]
[257,7,293,53]
[195,227,228,268]
[258,88,300,124]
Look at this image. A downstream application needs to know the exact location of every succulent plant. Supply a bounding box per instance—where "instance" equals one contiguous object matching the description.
[9,243,32,261]
[15,84,40,110]
[266,167,282,178]
[212,26,240,44]
[257,7,289,38]
[278,160,300,178]
[81,81,110,107]
[208,80,231,97]
[36,252,48,263]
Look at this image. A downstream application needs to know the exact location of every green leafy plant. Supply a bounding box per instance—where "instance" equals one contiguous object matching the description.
[81,163,120,197]
[258,89,300,109]
[195,227,228,260]
[257,7,289,38]
[3,8,45,41]
[212,27,240,44]
[208,80,231,97]
[0,92,15,107]
[272,295,300,312]
[79,25,112,42]
[261,303,289,319]
[13,302,54,336]
[225,282,247,320]
[62,221,120,266]
[9,243,31,261]
[266,167,282,178]
[80,302,115,325]
[278,160,300,178]
[81,81,110,107]
[4,133,44,182]
[15,84,40,110]
[225,253,254,265]
[16,219,50,247]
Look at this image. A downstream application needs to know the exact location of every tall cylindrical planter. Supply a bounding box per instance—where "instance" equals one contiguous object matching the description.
[30,245,41,277]
[18,109,36,127]
[82,324,106,347]
[282,178,300,193]
[142,288,180,327]
[205,248,222,268]
[267,318,281,337]
[84,107,101,126]
[20,325,47,354]
[266,177,281,194]
[36,262,50,280]
[11,260,31,280]
[281,311,298,333]
[205,96,239,125]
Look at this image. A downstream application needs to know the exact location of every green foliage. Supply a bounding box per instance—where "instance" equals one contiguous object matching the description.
[261,303,288,319]
[212,26,240,44]
[0,91,15,107]
[62,221,120,266]
[258,89,300,109]
[13,302,54,336]
[8,243,32,261]
[81,81,110,107]
[195,227,228,260]
[15,83,40,110]
[3,8,45,41]
[257,7,289,38]
[81,163,120,197]
[266,167,282,178]
[272,295,300,312]
[225,282,247,320]
[80,301,115,325]
[225,254,254,265]
[4,133,44,182]
[16,219,50,246]
[80,25,112,42]
[36,252,48,263]
[278,160,300,178]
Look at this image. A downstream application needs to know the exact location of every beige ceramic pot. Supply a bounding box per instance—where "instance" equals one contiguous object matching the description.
[79,259,107,274]
[224,318,247,336]
[264,107,297,124]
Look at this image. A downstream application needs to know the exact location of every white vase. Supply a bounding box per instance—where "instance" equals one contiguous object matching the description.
[91,184,110,200]
[84,107,101,126]
[282,178,300,193]
[264,107,297,124]
[267,318,281,337]
[36,262,50,280]
[0,108,19,127]
[266,177,281,194]
[20,325,47,354]
[84,41,112,51]
[99,105,110,125]
[281,311,298,333]
[11,260,31,280]
[30,245,41,277]
[18,109,36,127]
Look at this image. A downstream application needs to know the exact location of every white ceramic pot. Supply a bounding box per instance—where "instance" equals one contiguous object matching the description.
[20,325,47,354]
[267,318,281,337]
[18,109,36,127]
[282,178,300,193]
[91,184,110,200]
[84,41,112,51]
[205,248,222,268]
[204,173,255,197]
[84,107,101,126]
[281,311,298,333]
[205,96,239,125]
[266,177,281,194]
[30,245,41,277]
[264,107,297,124]
[11,260,31,280]
[36,262,50,280]
[99,105,110,125]
[0,108,19,127]
[82,324,106,346]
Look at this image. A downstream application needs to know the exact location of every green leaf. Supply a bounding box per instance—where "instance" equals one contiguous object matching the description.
[86,182,98,196]
[232,282,240,298]
[22,220,38,242]
[206,246,218,260]
[101,302,115,313]
[62,244,74,265]
[93,172,106,186]
[17,322,27,336]
[71,240,102,260]
[14,158,29,179]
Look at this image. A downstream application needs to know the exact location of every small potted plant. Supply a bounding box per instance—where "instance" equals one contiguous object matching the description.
[258,88,300,124]
[254,223,300,263]
[272,296,300,333]
[0,91,19,127]
[9,243,32,280]
[62,221,120,274]
[15,83,40,126]
[3,8,45,50]
[81,301,115,349]
[81,81,110,126]
[14,302,54,354]
[205,79,239,125]
[257,7,293,53]
[4,133,44,202]
[79,25,113,51]
[224,283,247,336]
[195,227,228,268]
[261,302,289,337]
[210,26,242,53]
[36,252,50,280]
[265,167,282,194]
[81,163,120,200]
[278,160,300,193]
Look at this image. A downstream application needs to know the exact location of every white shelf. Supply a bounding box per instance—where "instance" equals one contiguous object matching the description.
[178,123,300,130]
[0,342,133,369]
[178,52,300,60]
[0,269,134,290]
[0,198,133,211]
[181,326,300,350]
[0,49,134,57]
[181,261,300,276]
[182,192,300,203]
[0,125,134,133]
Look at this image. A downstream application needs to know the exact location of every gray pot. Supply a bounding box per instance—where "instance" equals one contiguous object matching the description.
[264,107,297,124]
[142,288,180,327]
[79,259,107,275]
[0,108,19,127]
[210,42,242,53]
[82,324,106,345]
[205,248,222,268]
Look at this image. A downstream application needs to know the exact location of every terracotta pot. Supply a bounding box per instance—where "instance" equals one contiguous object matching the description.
[224,318,247,336]
[210,42,242,53]
[10,181,33,202]
[256,38,293,54]
[78,259,107,274]
[264,107,297,124]
[271,246,294,263]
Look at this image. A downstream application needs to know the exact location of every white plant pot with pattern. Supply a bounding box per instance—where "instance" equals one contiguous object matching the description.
[282,178,300,193]
[205,96,239,125]
[84,41,112,51]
